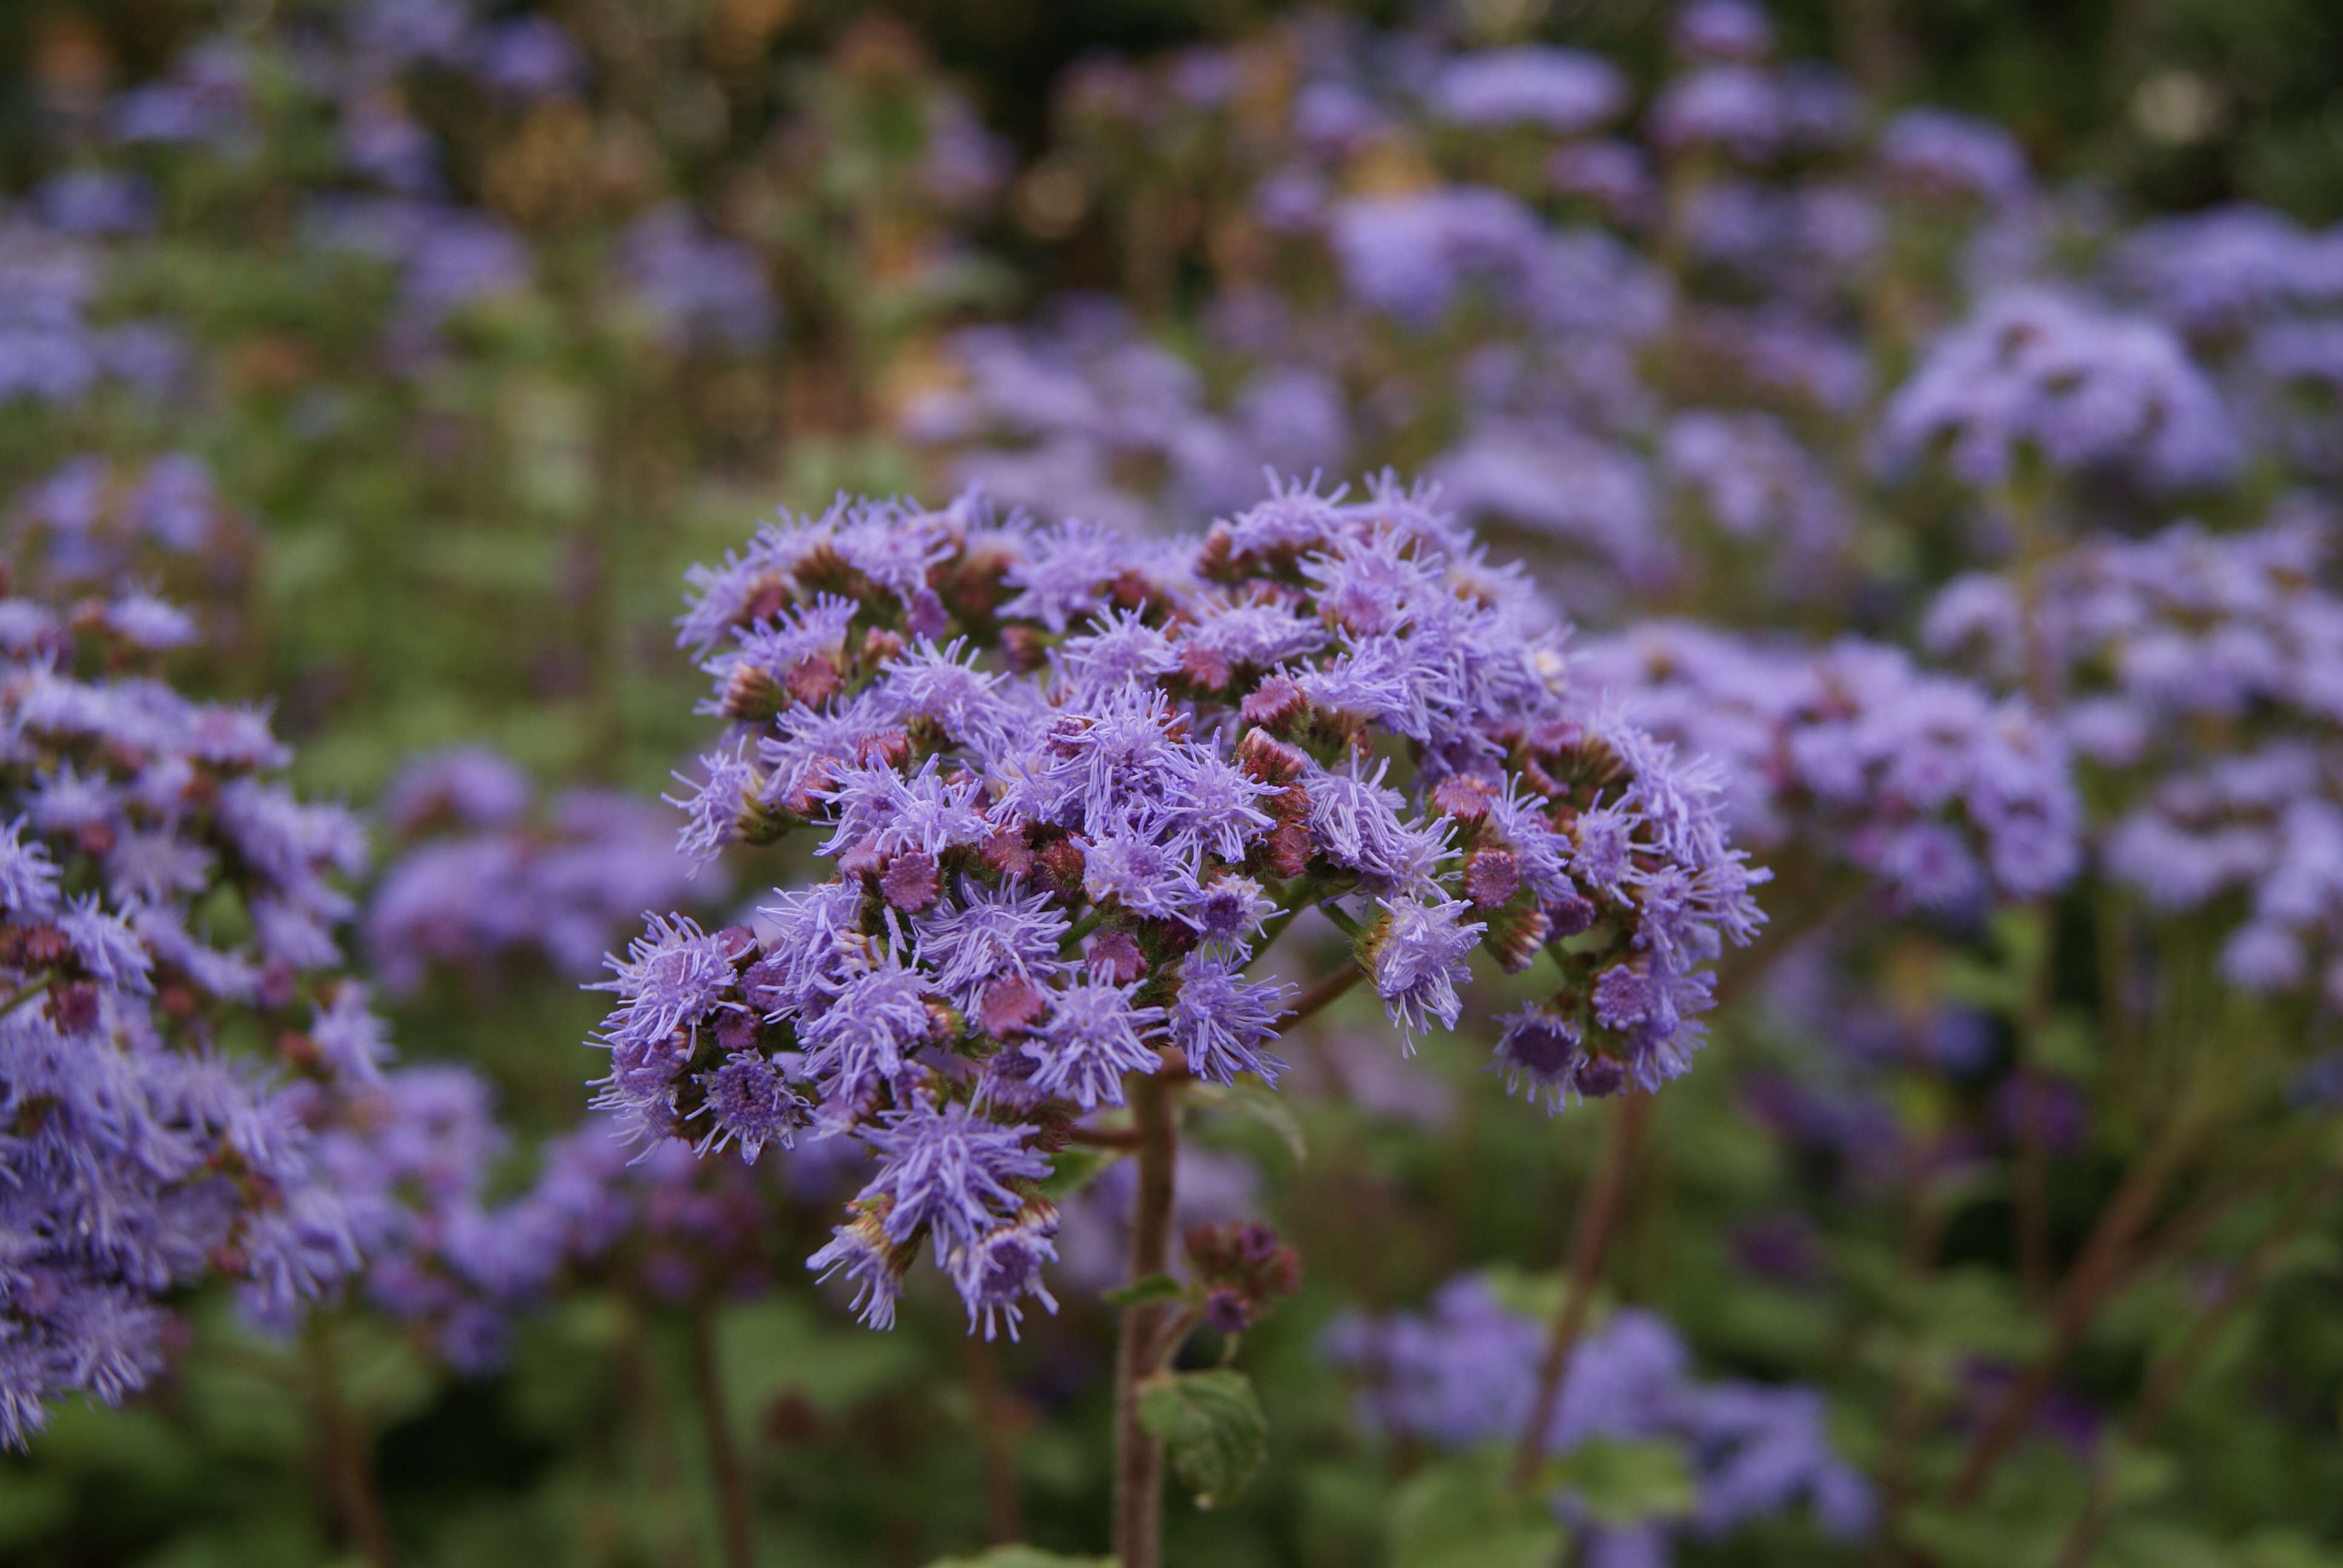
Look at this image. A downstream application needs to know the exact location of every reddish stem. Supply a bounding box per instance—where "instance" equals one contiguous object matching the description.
[1110,1070,1181,1568]
[1951,1109,2202,1503]
[2052,1169,2339,1568]
[1509,1093,1653,1488]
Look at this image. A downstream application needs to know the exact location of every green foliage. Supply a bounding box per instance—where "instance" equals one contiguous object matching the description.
[1102,1274,1187,1308]
[1544,1439,1697,1529]
[1137,1370,1270,1511]
[1386,1449,1568,1568]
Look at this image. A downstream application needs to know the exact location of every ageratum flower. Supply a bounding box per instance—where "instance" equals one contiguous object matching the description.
[366,747,713,993]
[1876,287,2238,494]
[1928,511,2343,1005]
[0,580,376,1446]
[588,477,1763,1336]
[1582,622,2080,912]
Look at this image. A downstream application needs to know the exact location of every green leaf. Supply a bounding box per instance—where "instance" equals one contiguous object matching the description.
[1104,1273,1186,1308]
[922,1549,1115,1568]
[1214,1081,1308,1164]
[1039,1145,1118,1203]
[1545,1439,1696,1527]
[1388,1448,1568,1568]
[1138,1368,1269,1510]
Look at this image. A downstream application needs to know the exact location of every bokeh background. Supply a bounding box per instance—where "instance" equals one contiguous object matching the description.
[7,1,2343,1566]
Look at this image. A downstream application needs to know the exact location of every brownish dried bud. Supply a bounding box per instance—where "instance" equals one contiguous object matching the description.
[980,975,1047,1037]
[1239,673,1308,728]
[1180,643,1231,691]
[1481,901,1551,973]
[1464,849,1522,909]
[1236,727,1308,785]
[1432,774,1493,823]
[1265,821,1311,879]
[1039,837,1086,894]
[1084,929,1145,984]
[981,823,1035,878]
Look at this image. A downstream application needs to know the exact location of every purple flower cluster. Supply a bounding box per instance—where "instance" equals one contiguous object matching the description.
[900,299,1350,534]
[617,206,780,354]
[309,1085,845,1371]
[366,747,716,994]
[599,477,1760,1334]
[1876,287,2239,494]
[1660,410,1849,579]
[2110,205,2343,341]
[0,221,186,407]
[0,580,376,1446]
[7,454,232,599]
[1875,109,2031,207]
[304,198,531,361]
[1928,513,2343,1002]
[1428,48,1628,136]
[1582,624,2079,913]
[1325,1273,1872,1555]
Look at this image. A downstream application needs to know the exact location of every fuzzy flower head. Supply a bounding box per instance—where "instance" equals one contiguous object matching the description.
[0,576,381,1446]
[585,477,1761,1339]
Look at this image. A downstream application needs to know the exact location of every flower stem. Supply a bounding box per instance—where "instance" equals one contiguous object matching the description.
[2052,1165,2338,1568]
[1864,1139,1951,1564]
[0,973,53,1024]
[1111,1070,1181,1568]
[1278,962,1365,1033]
[2013,903,2058,1304]
[960,1333,1027,1546]
[1950,1104,2204,1503]
[306,1318,398,1568]
[686,1299,756,1568]
[1509,1091,1652,1488]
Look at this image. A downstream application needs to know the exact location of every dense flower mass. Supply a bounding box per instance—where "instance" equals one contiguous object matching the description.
[1875,288,2239,494]
[15,0,2343,1557]
[1582,623,2080,911]
[0,571,375,1446]
[1928,511,2343,1002]
[594,478,1763,1332]
[365,746,712,993]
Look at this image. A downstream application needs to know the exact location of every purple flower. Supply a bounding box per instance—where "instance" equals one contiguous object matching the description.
[809,1220,906,1330]
[1170,959,1292,1086]
[1877,109,2030,205]
[914,883,1069,1008]
[617,206,778,353]
[591,914,741,1052]
[1024,973,1167,1109]
[1430,48,1627,135]
[949,1210,1061,1341]
[1878,287,2238,493]
[1367,895,1484,1045]
[857,1099,1049,1256]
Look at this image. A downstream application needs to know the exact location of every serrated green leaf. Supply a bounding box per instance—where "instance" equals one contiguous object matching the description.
[1546,1439,1696,1527]
[923,1548,1115,1568]
[1388,1448,1568,1568]
[1104,1273,1186,1308]
[1138,1368,1269,1510]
